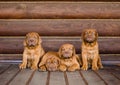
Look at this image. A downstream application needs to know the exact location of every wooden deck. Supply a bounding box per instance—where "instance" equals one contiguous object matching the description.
[0,64,120,85]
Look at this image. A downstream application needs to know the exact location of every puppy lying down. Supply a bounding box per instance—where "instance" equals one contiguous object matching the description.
[39,52,60,71]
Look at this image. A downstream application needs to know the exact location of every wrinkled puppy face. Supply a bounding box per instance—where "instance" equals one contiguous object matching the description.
[82,29,98,43]
[46,56,59,71]
[59,44,75,59]
[25,32,40,47]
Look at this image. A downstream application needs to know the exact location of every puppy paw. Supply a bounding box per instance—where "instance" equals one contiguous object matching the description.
[92,66,99,70]
[99,65,103,69]
[81,65,88,71]
[39,66,47,71]
[68,67,76,72]
[19,63,26,69]
[59,65,67,72]
[31,65,38,70]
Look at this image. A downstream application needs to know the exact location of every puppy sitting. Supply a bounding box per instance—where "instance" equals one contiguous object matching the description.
[39,52,60,71]
[19,32,45,70]
[81,28,103,70]
[59,44,80,72]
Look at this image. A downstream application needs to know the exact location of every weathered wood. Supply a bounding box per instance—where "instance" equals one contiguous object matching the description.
[96,69,120,85]
[29,71,48,85]
[0,37,120,54]
[0,54,120,65]
[0,64,11,74]
[81,70,105,85]
[0,2,119,19]
[0,19,120,36]
[49,72,66,85]
[0,0,119,1]
[0,65,20,85]
[9,69,34,85]
[66,71,86,85]
[105,65,120,79]
[0,64,119,85]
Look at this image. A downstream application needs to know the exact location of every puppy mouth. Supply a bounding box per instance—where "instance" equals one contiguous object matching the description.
[85,36,95,43]
[28,44,36,47]
[62,54,71,59]
[47,65,58,71]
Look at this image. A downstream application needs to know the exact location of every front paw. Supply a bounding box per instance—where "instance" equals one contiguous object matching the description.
[39,66,47,72]
[31,65,38,70]
[59,65,67,72]
[81,65,88,71]
[92,66,99,70]
[19,63,26,69]
[99,65,103,69]
[68,66,76,72]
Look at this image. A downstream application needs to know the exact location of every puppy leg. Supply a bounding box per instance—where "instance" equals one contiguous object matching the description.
[31,55,39,70]
[19,54,27,69]
[98,57,103,69]
[39,65,47,71]
[92,56,99,70]
[59,64,67,72]
[27,59,32,68]
[81,55,88,70]
[68,64,80,71]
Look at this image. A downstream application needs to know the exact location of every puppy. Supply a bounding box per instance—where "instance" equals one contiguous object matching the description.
[81,28,103,70]
[19,32,45,70]
[59,44,80,71]
[39,52,60,71]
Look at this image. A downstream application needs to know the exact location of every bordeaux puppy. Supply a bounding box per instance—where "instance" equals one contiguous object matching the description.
[19,32,45,70]
[59,44,80,71]
[81,28,103,70]
[39,52,60,71]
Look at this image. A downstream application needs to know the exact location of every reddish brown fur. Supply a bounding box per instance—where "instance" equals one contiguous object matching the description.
[81,29,103,70]
[39,52,60,71]
[58,44,80,71]
[19,32,45,70]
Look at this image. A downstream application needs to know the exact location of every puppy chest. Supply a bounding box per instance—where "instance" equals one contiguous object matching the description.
[27,51,36,59]
[62,59,73,66]
[87,50,96,59]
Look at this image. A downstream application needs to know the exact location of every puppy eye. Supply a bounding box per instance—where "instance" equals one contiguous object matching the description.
[69,48,72,50]
[53,61,57,63]
[62,48,65,51]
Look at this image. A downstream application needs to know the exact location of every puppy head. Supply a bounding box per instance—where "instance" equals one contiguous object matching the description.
[58,44,76,59]
[82,28,98,43]
[45,56,59,71]
[24,32,42,48]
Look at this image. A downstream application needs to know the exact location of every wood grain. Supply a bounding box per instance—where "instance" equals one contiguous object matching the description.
[0,37,119,54]
[81,70,105,85]
[0,19,120,36]
[0,0,119,1]
[0,54,120,61]
[0,65,20,85]
[0,2,119,19]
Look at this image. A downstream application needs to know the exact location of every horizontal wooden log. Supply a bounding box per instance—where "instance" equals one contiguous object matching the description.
[0,0,119,1]
[0,2,120,19]
[0,19,120,36]
[0,54,120,61]
[0,54,120,65]
[0,37,119,54]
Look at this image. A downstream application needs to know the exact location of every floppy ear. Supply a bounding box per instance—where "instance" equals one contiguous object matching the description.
[23,36,27,46]
[36,33,42,44]
[96,31,98,38]
[23,40,27,46]
[38,36,42,45]
[81,30,85,41]
[72,46,76,56]
[58,46,62,58]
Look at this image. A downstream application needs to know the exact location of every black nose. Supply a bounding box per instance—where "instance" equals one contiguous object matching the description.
[64,51,69,54]
[30,39,34,42]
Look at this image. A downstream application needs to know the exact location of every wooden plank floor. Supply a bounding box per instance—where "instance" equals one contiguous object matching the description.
[0,64,120,85]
